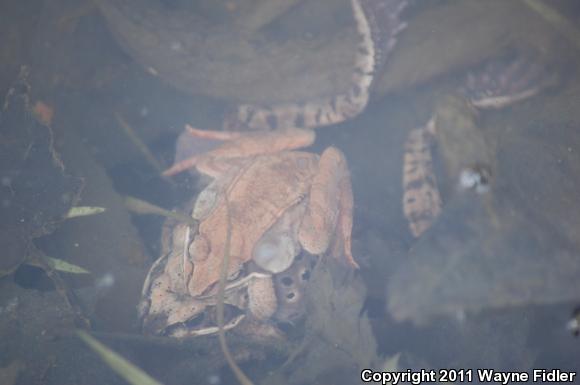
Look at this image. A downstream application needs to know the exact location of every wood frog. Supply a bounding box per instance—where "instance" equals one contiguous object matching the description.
[139,127,357,337]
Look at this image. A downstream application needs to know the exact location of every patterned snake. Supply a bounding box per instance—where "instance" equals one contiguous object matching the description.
[95,0,408,130]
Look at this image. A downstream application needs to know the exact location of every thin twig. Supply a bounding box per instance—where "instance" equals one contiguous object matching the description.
[124,195,197,226]
[216,195,255,385]
[521,0,580,51]
[115,113,170,179]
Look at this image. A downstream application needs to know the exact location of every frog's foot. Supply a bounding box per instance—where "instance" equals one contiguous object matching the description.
[298,147,358,268]
[462,51,557,109]
[169,313,246,338]
[162,125,316,176]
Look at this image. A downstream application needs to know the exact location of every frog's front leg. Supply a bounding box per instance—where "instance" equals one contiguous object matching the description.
[298,147,358,268]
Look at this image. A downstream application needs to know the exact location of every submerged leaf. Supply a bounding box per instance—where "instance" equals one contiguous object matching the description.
[0,68,83,277]
[124,196,197,226]
[66,206,106,219]
[42,256,90,274]
[273,258,379,384]
[77,331,164,385]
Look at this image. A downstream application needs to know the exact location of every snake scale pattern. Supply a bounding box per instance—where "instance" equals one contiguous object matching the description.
[96,0,408,131]
[227,0,408,130]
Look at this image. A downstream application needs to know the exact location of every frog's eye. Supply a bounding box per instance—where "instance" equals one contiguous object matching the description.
[458,165,491,193]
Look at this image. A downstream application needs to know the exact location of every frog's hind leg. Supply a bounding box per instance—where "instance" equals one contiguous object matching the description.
[163,125,316,176]
[298,147,358,268]
[162,126,244,176]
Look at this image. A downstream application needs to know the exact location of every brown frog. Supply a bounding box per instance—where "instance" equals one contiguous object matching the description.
[139,127,356,337]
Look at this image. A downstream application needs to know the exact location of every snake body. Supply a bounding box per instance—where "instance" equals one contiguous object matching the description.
[228,0,408,130]
[402,52,555,237]
[95,0,408,130]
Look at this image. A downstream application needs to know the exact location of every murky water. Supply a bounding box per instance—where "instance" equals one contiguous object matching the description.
[1,1,580,384]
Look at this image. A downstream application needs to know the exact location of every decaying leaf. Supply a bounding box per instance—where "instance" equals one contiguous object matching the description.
[266,257,380,385]
[26,256,90,274]
[0,67,83,276]
[65,206,106,219]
